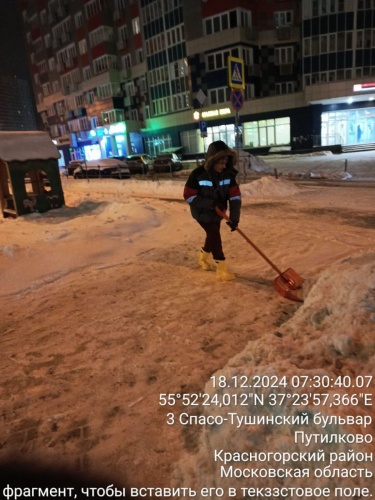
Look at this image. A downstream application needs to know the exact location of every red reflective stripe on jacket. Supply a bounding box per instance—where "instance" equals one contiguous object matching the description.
[229,184,241,199]
[183,185,197,202]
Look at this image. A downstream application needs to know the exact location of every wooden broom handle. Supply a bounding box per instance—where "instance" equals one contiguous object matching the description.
[215,206,283,275]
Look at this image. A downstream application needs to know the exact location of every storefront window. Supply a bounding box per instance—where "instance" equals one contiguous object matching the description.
[243,122,259,147]
[181,130,205,154]
[84,144,101,161]
[321,107,375,146]
[207,124,236,148]
[115,135,126,156]
[259,125,267,146]
[243,117,290,147]
[144,135,172,156]
[275,117,290,144]
[182,116,293,154]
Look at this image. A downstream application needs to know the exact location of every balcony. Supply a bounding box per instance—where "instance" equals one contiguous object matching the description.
[113,8,126,21]
[121,67,131,80]
[276,26,292,40]
[75,107,87,117]
[247,64,261,77]
[117,39,128,51]
[243,27,259,41]
[70,82,81,93]
[279,63,293,75]
[56,4,69,20]
[62,83,81,95]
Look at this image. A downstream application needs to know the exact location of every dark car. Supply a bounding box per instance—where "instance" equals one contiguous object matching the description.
[153,153,183,173]
[126,154,154,174]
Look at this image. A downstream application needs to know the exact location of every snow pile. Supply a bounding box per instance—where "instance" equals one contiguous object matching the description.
[258,150,375,180]
[248,154,273,173]
[172,252,375,494]
[241,176,302,198]
[62,178,184,200]
[313,171,354,181]
[237,152,273,173]
[338,171,353,180]
[63,176,303,201]
[267,151,335,160]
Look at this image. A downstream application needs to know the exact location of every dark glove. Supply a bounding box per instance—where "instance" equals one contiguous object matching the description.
[226,220,238,231]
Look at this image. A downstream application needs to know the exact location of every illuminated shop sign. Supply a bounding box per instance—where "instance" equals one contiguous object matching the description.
[194,108,231,120]
[94,123,126,137]
[108,122,126,135]
[353,83,375,92]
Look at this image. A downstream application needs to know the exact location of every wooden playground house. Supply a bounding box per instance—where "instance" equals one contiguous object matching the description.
[0,131,65,218]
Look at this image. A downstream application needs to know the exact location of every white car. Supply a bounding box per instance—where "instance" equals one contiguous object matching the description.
[73,159,131,179]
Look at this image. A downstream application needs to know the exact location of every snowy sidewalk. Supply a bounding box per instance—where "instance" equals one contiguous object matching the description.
[244,149,375,182]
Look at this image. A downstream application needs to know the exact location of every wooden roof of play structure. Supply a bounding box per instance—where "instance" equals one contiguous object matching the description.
[0,131,61,162]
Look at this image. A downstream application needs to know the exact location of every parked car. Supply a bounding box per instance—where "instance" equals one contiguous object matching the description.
[126,154,154,174]
[67,160,85,176]
[153,153,183,173]
[111,166,132,179]
[73,159,131,179]
[73,165,112,179]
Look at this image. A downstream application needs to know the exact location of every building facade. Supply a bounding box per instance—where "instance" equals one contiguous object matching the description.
[0,0,39,132]
[19,0,375,163]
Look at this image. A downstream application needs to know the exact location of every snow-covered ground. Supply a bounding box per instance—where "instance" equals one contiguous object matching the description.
[0,151,374,497]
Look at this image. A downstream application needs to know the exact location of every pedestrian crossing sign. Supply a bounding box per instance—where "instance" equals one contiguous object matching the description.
[228,56,245,89]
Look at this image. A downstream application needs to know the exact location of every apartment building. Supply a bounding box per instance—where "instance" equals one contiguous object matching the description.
[19,0,375,163]
[0,0,39,131]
